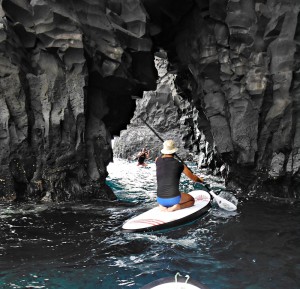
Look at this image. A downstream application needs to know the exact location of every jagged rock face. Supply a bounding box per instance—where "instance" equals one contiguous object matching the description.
[145,0,300,197]
[1,0,300,200]
[116,0,300,197]
[113,56,200,162]
[0,0,157,201]
[114,56,232,176]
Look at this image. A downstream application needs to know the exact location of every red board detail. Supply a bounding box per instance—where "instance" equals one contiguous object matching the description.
[131,219,165,226]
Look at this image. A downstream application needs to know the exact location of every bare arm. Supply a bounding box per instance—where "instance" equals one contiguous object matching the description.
[183,165,204,183]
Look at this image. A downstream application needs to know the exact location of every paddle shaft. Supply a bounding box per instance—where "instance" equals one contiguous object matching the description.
[141,118,192,171]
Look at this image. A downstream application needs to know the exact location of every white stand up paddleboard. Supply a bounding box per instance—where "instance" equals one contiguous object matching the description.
[140,275,210,289]
[122,190,211,233]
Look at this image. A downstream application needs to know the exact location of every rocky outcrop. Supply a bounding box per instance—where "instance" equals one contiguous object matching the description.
[117,0,300,198]
[0,0,156,201]
[1,0,300,201]
[113,55,199,162]
[145,0,300,197]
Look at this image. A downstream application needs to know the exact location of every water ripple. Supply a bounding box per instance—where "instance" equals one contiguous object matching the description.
[0,158,299,289]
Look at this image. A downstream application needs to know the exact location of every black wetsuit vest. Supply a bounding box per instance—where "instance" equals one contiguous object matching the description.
[156,157,184,198]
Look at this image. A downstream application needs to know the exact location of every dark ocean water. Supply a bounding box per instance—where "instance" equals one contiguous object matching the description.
[0,159,299,289]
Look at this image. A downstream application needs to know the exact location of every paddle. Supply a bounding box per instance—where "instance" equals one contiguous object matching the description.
[141,117,237,211]
[202,183,237,211]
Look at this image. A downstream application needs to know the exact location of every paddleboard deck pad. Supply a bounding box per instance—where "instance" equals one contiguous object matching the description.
[122,190,211,233]
[140,276,210,289]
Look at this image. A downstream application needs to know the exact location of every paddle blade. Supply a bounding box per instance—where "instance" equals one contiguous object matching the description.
[209,190,237,211]
[215,197,237,211]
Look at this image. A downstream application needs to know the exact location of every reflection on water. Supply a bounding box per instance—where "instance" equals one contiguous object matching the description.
[0,158,299,289]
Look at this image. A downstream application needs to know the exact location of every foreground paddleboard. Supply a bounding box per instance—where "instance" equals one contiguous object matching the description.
[140,276,210,289]
[122,190,211,233]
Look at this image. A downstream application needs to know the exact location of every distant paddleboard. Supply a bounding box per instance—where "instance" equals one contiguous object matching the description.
[140,276,210,289]
[122,190,211,233]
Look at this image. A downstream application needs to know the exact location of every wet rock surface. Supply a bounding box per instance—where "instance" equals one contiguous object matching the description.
[0,0,299,200]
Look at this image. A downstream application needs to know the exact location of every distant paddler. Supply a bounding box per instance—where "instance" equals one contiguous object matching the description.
[136,147,150,166]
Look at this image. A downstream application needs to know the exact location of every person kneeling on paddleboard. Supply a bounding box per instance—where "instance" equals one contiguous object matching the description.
[156,140,204,212]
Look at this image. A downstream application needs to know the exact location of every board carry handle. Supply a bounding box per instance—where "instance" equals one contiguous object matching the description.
[141,117,237,211]
[175,272,190,284]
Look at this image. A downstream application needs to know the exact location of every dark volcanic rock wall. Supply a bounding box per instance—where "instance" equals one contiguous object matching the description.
[1,0,300,201]
[0,0,157,201]
[143,0,300,197]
